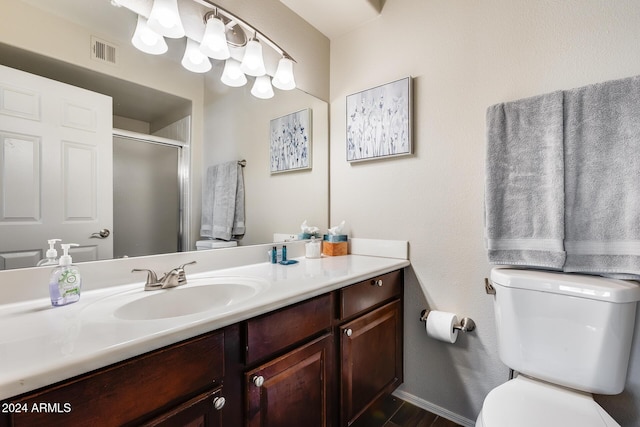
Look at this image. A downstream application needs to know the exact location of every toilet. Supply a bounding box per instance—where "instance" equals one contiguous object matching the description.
[477,267,640,427]
[195,239,238,250]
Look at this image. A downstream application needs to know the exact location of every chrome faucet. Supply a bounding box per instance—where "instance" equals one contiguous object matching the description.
[132,261,197,291]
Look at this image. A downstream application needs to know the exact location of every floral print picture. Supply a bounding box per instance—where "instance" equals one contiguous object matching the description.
[270,108,312,173]
[346,77,412,162]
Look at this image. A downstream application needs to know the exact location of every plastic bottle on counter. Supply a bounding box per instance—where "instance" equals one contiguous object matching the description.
[49,243,82,307]
[37,239,62,266]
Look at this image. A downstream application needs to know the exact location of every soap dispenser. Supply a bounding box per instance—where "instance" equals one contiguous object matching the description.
[49,243,82,307]
[37,239,62,266]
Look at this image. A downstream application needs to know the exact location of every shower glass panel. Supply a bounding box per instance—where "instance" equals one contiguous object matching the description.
[113,136,179,258]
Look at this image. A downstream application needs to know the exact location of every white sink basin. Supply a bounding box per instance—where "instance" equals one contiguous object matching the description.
[87,276,269,321]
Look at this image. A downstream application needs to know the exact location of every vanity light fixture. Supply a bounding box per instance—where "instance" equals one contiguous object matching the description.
[131,15,168,55]
[272,55,296,90]
[221,58,247,87]
[181,38,212,73]
[200,11,230,60]
[147,0,185,39]
[251,75,274,99]
[240,36,267,77]
[119,0,296,99]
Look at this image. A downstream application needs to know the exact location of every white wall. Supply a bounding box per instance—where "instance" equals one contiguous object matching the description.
[330,0,640,425]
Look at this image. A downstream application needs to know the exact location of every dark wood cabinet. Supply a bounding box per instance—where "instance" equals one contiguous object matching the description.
[339,300,403,426]
[4,330,225,427]
[338,269,403,426]
[1,269,403,427]
[245,334,333,427]
[142,387,225,427]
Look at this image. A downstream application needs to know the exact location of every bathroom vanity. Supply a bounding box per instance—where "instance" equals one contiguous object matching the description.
[0,241,408,427]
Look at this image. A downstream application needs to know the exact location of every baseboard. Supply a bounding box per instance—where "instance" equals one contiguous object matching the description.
[392,389,476,427]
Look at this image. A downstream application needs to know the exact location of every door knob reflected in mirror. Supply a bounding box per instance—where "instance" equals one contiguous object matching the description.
[90,228,111,239]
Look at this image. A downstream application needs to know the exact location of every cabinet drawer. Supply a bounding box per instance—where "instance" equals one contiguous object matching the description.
[340,270,402,320]
[245,293,332,365]
[8,330,224,427]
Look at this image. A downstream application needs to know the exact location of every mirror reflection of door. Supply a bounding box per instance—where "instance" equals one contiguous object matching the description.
[0,64,113,270]
[113,135,180,258]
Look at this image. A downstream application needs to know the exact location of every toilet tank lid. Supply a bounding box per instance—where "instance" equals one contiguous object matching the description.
[491,267,640,303]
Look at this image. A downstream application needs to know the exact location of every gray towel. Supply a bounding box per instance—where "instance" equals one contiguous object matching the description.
[232,165,245,238]
[201,162,245,241]
[485,91,566,269]
[564,75,640,278]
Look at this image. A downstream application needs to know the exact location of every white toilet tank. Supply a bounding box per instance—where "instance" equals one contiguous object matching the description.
[490,267,640,394]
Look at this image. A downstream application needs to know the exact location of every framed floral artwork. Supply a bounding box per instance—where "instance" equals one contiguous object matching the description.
[270,108,312,173]
[346,77,412,162]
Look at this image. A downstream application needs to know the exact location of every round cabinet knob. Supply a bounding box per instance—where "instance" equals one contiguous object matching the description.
[252,375,265,387]
[371,279,383,287]
[344,328,353,337]
[213,396,226,411]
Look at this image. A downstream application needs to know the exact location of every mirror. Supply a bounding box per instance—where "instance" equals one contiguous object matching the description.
[0,0,328,268]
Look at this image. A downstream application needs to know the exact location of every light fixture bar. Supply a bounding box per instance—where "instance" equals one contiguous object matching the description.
[196,0,296,63]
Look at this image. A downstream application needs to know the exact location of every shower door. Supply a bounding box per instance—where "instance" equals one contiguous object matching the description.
[113,134,181,258]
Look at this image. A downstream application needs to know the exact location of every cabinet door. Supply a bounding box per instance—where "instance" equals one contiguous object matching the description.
[141,388,225,427]
[340,300,402,426]
[245,334,333,427]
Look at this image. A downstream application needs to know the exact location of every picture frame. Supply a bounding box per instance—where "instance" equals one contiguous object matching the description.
[270,108,312,173]
[346,76,413,162]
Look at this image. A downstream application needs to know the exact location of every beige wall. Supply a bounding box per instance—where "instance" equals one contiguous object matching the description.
[203,71,329,245]
[330,0,640,424]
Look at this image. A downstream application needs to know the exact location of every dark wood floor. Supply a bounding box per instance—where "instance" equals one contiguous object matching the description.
[351,394,463,427]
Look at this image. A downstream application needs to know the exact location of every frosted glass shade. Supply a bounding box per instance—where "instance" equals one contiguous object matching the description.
[132,15,168,55]
[251,75,274,99]
[272,57,296,90]
[200,16,230,60]
[240,39,266,77]
[221,59,247,87]
[181,38,212,73]
[147,0,185,39]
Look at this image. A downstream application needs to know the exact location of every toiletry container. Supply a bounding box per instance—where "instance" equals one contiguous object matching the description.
[49,243,82,307]
[37,238,61,266]
[477,267,640,427]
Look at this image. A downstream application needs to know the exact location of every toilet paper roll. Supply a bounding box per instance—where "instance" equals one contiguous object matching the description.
[425,310,459,343]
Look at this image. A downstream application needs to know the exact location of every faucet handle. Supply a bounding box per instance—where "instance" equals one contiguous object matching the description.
[132,268,161,291]
[176,261,197,285]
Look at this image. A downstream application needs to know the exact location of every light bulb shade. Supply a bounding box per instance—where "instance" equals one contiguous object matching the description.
[272,57,296,90]
[221,59,247,87]
[200,16,230,60]
[147,0,185,39]
[251,75,274,99]
[240,39,266,77]
[132,15,168,55]
[181,38,212,73]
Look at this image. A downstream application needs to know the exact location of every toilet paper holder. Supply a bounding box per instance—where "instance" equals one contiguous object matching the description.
[419,309,476,333]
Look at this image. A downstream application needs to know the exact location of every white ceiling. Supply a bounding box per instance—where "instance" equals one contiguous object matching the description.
[279,0,384,40]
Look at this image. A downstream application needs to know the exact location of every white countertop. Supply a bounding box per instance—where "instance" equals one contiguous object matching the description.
[0,253,409,400]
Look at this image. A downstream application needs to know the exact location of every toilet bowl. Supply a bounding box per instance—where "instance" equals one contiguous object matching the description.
[478,267,640,427]
[476,376,619,427]
[195,239,238,250]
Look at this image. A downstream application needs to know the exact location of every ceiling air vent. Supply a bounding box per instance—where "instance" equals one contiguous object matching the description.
[91,36,118,66]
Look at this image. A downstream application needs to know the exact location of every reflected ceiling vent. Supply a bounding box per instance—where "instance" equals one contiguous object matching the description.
[91,36,118,66]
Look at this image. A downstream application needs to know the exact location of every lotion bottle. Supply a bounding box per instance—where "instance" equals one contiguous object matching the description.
[37,239,61,266]
[49,243,82,307]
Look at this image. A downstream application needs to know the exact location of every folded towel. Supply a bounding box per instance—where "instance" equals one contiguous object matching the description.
[232,164,245,238]
[485,91,565,269]
[564,75,640,278]
[200,161,245,241]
